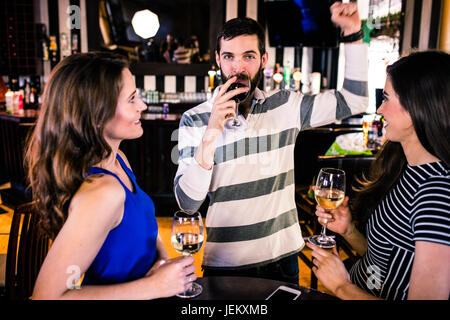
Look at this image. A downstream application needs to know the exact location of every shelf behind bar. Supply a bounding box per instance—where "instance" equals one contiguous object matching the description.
[129,62,211,76]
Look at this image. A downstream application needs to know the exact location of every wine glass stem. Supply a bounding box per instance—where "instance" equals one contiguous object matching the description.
[233,103,240,125]
[319,211,329,240]
[182,254,194,293]
[319,223,328,239]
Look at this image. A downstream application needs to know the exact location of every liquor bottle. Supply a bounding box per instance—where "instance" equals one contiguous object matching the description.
[29,87,36,104]
[49,35,60,68]
[71,33,79,54]
[283,65,291,89]
[17,92,24,115]
[5,90,14,114]
[24,80,31,104]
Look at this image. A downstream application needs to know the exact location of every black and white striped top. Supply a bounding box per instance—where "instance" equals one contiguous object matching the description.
[350,161,450,300]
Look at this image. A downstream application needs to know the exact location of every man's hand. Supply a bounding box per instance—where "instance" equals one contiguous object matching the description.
[207,76,248,133]
[194,77,248,170]
[330,1,361,36]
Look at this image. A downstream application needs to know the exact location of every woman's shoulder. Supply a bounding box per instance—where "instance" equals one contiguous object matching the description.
[418,165,450,191]
[414,173,450,201]
[78,173,125,204]
[69,174,126,228]
[408,161,449,188]
[411,165,450,218]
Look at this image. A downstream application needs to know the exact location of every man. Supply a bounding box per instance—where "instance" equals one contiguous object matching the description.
[174,2,368,284]
[173,38,192,64]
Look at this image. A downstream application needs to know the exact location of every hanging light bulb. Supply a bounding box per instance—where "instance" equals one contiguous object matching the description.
[132,9,160,39]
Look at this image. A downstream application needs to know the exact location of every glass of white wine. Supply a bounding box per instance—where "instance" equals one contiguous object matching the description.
[308,168,346,249]
[171,210,204,298]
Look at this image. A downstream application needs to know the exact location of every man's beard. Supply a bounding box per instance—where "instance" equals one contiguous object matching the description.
[220,65,263,102]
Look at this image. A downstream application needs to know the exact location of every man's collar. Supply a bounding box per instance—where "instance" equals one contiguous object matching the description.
[253,87,266,104]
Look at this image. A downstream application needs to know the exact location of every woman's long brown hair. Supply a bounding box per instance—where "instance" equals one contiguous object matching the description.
[351,50,450,233]
[25,52,128,239]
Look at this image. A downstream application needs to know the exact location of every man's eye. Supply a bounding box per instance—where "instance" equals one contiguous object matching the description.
[129,96,135,103]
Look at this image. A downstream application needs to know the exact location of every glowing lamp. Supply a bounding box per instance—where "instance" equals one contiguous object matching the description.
[132,10,160,39]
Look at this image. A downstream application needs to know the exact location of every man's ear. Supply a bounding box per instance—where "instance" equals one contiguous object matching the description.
[215,50,220,69]
[261,51,269,69]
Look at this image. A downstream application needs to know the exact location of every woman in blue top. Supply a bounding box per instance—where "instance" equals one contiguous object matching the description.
[26,52,196,299]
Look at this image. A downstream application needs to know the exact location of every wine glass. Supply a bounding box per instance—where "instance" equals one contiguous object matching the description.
[308,168,346,249]
[225,70,251,129]
[171,210,204,298]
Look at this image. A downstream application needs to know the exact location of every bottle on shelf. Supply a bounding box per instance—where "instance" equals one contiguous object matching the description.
[5,90,14,114]
[29,87,36,104]
[24,80,31,104]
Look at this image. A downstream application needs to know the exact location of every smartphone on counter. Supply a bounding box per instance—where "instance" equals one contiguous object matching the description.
[265,285,301,301]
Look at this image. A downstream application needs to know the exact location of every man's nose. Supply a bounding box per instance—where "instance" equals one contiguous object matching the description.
[232,59,245,74]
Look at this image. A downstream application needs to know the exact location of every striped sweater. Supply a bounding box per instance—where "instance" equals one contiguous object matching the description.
[174,43,369,269]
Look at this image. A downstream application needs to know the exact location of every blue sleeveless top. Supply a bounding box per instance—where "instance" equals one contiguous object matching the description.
[82,153,158,285]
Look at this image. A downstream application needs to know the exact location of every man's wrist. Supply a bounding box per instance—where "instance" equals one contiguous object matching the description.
[194,152,214,170]
[341,26,361,36]
[204,126,222,142]
[195,128,219,170]
[340,29,363,43]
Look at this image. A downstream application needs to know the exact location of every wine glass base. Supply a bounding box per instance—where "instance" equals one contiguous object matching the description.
[307,235,336,249]
[176,282,203,298]
[225,116,249,130]
[225,118,242,129]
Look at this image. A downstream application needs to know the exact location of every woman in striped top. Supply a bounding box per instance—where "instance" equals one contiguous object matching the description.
[307,50,450,300]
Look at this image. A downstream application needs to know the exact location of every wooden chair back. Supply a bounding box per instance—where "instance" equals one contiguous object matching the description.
[5,202,50,300]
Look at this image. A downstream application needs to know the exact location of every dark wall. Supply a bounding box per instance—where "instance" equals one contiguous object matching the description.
[86,0,222,60]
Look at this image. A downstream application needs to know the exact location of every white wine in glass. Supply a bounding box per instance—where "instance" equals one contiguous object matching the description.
[314,188,345,210]
[171,233,204,256]
[171,210,204,298]
[308,168,346,249]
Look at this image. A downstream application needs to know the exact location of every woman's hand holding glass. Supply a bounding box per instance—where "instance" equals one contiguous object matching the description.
[315,196,355,237]
[144,255,196,299]
[309,193,355,295]
[306,241,351,295]
[308,168,346,248]
[171,210,204,298]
